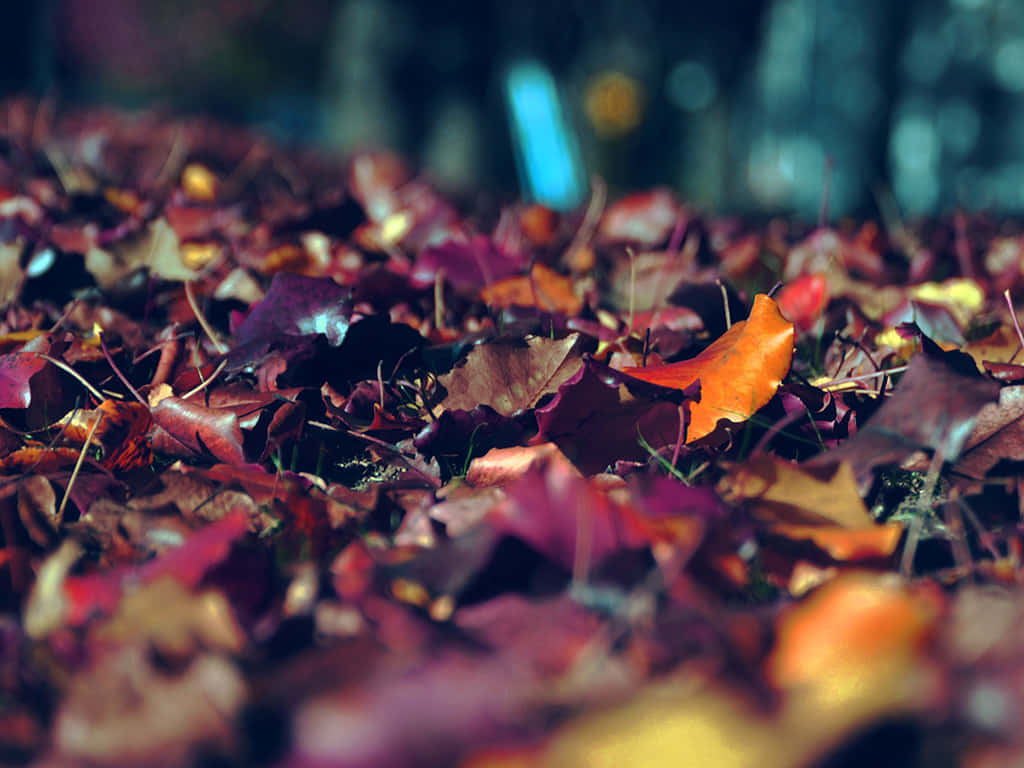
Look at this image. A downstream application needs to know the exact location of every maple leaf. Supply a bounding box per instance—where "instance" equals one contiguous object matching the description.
[623,294,795,443]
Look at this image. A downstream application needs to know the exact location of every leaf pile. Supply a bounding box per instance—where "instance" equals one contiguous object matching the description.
[4,99,1024,767]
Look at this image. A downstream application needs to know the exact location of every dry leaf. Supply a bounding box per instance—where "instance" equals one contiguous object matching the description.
[624,294,794,442]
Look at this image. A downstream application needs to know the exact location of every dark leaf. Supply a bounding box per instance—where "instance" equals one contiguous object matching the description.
[438,333,584,417]
[150,396,247,464]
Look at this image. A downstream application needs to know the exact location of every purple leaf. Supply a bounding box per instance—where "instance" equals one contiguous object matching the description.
[227,272,352,371]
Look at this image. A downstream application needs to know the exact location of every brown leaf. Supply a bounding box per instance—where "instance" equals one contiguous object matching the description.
[17,475,58,547]
[723,454,875,529]
[439,334,584,417]
[95,577,245,659]
[52,647,245,767]
[954,385,1024,480]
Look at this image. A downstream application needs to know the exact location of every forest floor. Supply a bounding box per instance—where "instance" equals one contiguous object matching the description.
[2,100,1024,767]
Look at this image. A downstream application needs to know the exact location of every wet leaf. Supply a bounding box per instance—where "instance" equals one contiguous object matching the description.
[226,271,352,372]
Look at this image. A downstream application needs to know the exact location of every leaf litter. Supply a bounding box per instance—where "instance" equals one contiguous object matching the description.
[4,101,1024,767]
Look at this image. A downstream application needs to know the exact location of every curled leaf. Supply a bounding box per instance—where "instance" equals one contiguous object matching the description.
[624,294,795,442]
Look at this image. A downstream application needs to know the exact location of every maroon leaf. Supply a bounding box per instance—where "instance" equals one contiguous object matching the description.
[534,358,692,474]
[412,235,524,292]
[150,396,247,464]
[226,272,352,372]
[806,335,1001,488]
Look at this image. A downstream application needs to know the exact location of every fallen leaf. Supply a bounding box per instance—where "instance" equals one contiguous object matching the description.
[413,235,524,291]
[723,454,875,529]
[534,358,688,474]
[481,263,583,316]
[465,443,574,487]
[226,271,353,372]
[0,335,50,409]
[85,218,201,289]
[52,647,245,767]
[95,577,245,658]
[538,573,943,768]
[150,396,246,464]
[599,189,683,246]
[438,333,584,416]
[807,335,1002,489]
[623,294,795,442]
[776,272,828,332]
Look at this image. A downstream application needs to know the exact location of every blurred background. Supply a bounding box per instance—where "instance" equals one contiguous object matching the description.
[3,0,1024,218]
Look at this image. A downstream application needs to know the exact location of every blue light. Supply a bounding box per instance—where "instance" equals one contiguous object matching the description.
[503,60,587,210]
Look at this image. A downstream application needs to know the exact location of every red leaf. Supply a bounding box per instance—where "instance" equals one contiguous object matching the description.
[0,336,49,409]
[150,397,246,464]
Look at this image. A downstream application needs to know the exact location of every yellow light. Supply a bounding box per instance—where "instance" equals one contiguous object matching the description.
[584,71,644,138]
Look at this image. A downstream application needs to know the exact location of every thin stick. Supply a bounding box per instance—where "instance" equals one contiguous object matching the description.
[184,281,226,354]
[572,496,593,591]
[57,412,102,522]
[1004,289,1024,363]
[180,360,227,400]
[563,176,606,269]
[434,268,446,331]
[900,446,946,578]
[670,404,687,472]
[717,280,732,329]
[822,365,909,391]
[47,297,81,335]
[98,333,147,406]
[34,354,103,402]
[626,246,637,333]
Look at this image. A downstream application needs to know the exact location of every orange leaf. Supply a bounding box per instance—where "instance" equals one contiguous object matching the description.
[623,294,794,442]
[770,522,904,561]
[480,263,583,316]
[56,400,153,471]
[769,573,942,690]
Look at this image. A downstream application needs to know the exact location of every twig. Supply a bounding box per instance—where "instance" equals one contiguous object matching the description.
[821,365,909,391]
[900,446,946,577]
[180,360,227,400]
[98,333,146,406]
[184,281,226,354]
[57,411,102,522]
[717,280,732,330]
[434,268,446,331]
[1004,289,1024,363]
[34,354,103,402]
[626,246,637,333]
[563,176,606,269]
